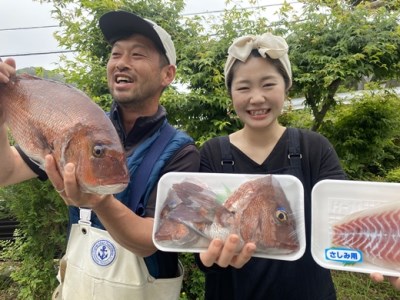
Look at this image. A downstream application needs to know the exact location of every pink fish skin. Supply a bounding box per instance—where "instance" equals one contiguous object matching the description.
[0,74,129,194]
[223,176,299,253]
[332,203,400,270]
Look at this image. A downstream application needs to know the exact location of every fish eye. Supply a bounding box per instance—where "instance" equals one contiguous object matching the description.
[275,209,288,223]
[93,145,105,158]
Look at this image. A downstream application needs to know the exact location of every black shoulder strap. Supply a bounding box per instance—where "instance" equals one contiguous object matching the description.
[130,123,177,216]
[219,136,234,173]
[287,127,303,178]
[218,129,303,175]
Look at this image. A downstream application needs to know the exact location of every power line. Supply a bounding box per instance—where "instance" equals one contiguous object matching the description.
[0,1,301,58]
[0,25,58,32]
[181,1,300,16]
[0,2,300,32]
[1,50,75,57]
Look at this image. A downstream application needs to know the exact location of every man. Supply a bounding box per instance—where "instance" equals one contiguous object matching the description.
[0,10,199,299]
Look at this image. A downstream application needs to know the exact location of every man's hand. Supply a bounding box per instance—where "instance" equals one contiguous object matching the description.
[0,58,16,84]
[370,272,400,290]
[44,154,109,208]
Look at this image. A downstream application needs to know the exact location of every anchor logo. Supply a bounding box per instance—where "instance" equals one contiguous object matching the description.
[91,239,116,266]
[98,245,109,260]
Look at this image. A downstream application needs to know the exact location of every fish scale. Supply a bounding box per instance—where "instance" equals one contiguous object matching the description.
[0,74,129,194]
[332,203,400,270]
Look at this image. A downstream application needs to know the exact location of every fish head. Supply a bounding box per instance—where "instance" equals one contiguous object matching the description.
[265,176,299,252]
[225,176,299,254]
[264,204,299,254]
[57,124,129,194]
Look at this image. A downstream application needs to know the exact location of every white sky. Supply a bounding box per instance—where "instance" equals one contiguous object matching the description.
[0,0,299,70]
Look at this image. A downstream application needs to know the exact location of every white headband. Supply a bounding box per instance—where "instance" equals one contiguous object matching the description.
[224,33,292,89]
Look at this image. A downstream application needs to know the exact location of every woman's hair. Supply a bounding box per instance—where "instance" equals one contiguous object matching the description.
[225,49,291,97]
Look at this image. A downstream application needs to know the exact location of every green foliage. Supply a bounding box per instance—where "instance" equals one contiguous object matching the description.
[385,167,400,182]
[0,180,68,300]
[332,270,400,300]
[320,91,400,180]
[162,89,240,146]
[0,200,12,220]
[179,253,205,300]
[346,0,400,10]
[281,2,400,130]
[279,106,314,129]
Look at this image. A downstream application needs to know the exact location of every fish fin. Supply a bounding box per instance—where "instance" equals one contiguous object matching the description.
[29,156,45,170]
[180,220,211,240]
[18,73,42,81]
[18,73,85,96]
[59,123,86,166]
[18,125,52,170]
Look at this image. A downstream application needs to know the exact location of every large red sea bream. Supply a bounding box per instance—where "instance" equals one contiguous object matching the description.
[0,74,129,194]
[332,203,400,270]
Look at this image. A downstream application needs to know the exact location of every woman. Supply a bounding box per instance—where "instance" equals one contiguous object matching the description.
[196,33,346,299]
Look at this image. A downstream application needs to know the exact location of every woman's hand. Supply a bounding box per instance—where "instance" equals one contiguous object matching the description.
[200,234,256,268]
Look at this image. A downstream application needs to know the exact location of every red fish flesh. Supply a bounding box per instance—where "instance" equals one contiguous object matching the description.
[0,74,129,194]
[332,203,400,270]
[155,175,299,254]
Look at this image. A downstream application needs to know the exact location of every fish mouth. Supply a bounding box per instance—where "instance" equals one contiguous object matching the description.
[260,246,298,255]
[82,183,128,195]
[255,236,300,254]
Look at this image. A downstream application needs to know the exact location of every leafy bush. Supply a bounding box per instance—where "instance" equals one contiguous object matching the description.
[385,167,400,182]
[179,253,205,300]
[0,180,68,300]
[320,91,400,180]
[279,106,314,129]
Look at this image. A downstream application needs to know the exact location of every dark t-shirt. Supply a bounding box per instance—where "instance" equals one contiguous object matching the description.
[198,128,346,300]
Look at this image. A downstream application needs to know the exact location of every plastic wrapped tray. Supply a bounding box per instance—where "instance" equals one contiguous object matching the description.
[311,179,400,277]
[153,172,306,261]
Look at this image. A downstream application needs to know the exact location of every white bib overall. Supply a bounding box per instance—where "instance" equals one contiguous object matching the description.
[52,208,183,300]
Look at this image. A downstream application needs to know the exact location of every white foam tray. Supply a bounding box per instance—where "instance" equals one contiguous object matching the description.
[153,172,305,261]
[311,179,400,277]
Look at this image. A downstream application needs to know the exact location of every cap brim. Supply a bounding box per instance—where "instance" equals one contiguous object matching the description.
[99,11,165,53]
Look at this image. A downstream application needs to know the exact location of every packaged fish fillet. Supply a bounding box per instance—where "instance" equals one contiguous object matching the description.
[153,172,306,261]
[311,179,400,277]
